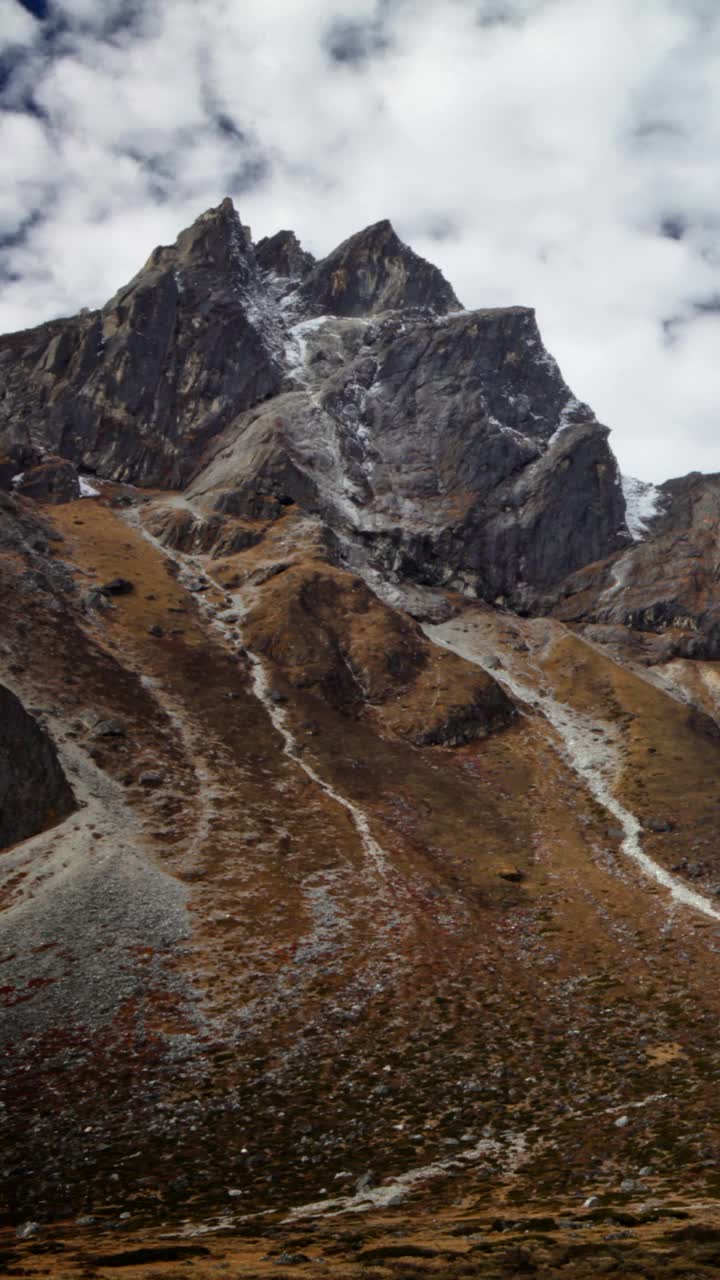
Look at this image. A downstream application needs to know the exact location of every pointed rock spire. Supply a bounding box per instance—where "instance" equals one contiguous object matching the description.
[255,229,315,280]
[299,218,462,316]
[173,196,254,277]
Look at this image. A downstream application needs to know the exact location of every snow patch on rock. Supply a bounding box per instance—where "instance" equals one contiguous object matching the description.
[622,476,663,541]
[285,1130,528,1220]
[547,395,583,445]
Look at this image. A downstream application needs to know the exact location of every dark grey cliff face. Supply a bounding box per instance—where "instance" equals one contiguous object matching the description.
[0,199,285,486]
[0,684,74,849]
[190,303,628,608]
[0,197,630,606]
[555,472,720,657]
[255,230,316,281]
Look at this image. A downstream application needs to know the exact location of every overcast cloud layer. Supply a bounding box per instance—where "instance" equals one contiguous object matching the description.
[2,0,719,481]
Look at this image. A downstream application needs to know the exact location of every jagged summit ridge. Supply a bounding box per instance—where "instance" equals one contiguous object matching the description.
[0,197,629,605]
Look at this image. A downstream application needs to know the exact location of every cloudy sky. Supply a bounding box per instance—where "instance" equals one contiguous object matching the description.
[2,0,719,481]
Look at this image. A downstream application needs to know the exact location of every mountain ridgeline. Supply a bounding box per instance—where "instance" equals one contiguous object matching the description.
[0,197,631,613]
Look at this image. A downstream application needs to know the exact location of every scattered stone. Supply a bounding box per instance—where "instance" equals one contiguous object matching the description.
[93,719,127,738]
[84,587,114,612]
[139,770,166,787]
[498,867,525,883]
[583,1196,600,1208]
[615,1115,629,1128]
[355,1171,376,1193]
[16,1221,40,1239]
[100,577,135,596]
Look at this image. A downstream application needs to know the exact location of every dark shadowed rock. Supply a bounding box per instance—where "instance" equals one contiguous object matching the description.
[256,230,315,281]
[100,577,134,596]
[0,684,74,848]
[0,456,18,491]
[15,456,81,504]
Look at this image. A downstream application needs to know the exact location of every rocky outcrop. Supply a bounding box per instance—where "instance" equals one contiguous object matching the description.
[242,559,516,742]
[0,684,74,848]
[554,471,720,659]
[256,230,315,281]
[15,456,80,504]
[0,488,65,561]
[0,481,75,575]
[144,504,265,558]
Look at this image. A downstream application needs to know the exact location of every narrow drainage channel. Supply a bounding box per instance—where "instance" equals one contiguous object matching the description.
[423,622,720,927]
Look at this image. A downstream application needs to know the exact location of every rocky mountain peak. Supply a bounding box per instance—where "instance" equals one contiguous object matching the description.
[256,229,316,280]
[298,216,462,316]
[174,195,254,274]
[108,196,256,310]
[0,198,630,601]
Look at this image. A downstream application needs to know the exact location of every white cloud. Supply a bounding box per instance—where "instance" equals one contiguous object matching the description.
[1,0,719,481]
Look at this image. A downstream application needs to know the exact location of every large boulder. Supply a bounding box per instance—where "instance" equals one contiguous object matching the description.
[15,456,80,504]
[0,684,74,848]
